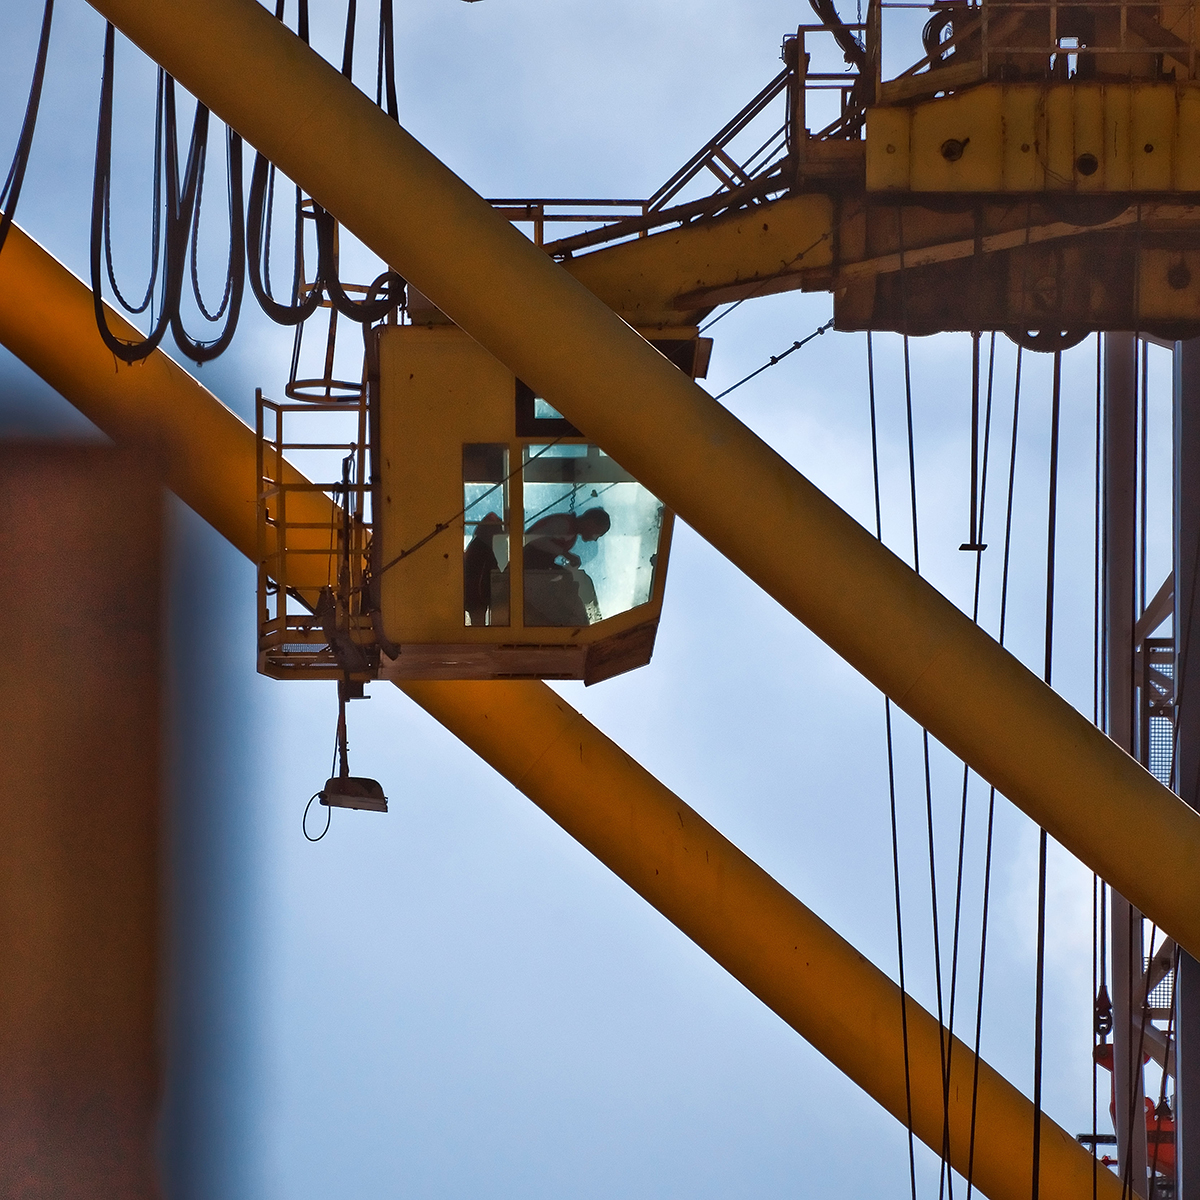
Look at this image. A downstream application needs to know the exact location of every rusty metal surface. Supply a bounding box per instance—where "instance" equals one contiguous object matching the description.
[0,444,161,1200]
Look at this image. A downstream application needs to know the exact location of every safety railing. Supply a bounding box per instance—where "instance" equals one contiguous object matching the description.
[536,22,866,257]
[877,0,1199,102]
[256,387,379,681]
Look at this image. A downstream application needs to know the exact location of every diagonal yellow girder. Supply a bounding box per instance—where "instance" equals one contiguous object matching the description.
[87,0,1200,961]
[0,219,1121,1200]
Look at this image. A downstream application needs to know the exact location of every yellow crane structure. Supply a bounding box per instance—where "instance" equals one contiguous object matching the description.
[4,0,1200,1196]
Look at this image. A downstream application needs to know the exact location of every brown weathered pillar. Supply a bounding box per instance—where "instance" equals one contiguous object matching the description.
[0,444,162,1199]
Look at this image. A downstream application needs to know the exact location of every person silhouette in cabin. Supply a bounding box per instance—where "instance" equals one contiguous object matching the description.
[522,507,611,626]
[523,507,610,570]
[463,511,504,626]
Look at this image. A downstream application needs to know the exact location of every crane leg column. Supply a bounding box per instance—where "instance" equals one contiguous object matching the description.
[1174,338,1200,1200]
[1105,332,1149,1196]
[0,446,161,1200]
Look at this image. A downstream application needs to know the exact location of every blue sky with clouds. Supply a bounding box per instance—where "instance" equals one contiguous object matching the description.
[1,3,1175,1197]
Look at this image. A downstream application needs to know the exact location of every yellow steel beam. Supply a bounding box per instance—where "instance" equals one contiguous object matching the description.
[405,676,1122,1200]
[88,0,1200,961]
[0,221,1118,1200]
[0,222,335,592]
[561,193,835,325]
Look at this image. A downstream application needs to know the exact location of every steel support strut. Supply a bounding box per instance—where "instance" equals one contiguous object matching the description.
[0,221,1123,1200]
[1174,339,1200,1200]
[87,0,1200,960]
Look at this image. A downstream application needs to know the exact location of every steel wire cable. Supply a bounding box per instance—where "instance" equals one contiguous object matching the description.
[895,205,955,1199]
[101,70,164,318]
[377,0,400,121]
[91,30,208,363]
[945,333,997,1191]
[1031,348,1065,1200]
[90,0,403,363]
[867,329,920,1200]
[899,339,955,1200]
[1092,871,1100,1200]
[710,319,833,399]
[1091,332,1104,1200]
[0,0,54,260]
[965,342,1023,1200]
[376,438,566,578]
[91,24,247,364]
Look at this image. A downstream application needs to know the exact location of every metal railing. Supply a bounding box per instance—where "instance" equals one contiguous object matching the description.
[878,0,1199,97]
[534,22,866,257]
[256,387,378,681]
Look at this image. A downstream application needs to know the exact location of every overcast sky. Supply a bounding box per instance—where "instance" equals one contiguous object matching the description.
[0,3,1176,1198]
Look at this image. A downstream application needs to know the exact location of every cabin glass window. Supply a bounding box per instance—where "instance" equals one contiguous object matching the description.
[522,443,663,627]
[462,443,510,627]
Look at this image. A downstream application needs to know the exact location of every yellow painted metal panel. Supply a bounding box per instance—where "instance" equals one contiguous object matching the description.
[1133,85,1177,189]
[871,82,1199,193]
[1072,86,1105,193]
[864,105,911,190]
[910,86,1004,191]
[1105,83,1135,190]
[378,326,512,643]
[1177,87,1200,188]
[1001,86,1043,189]
[1043,85,1076,190]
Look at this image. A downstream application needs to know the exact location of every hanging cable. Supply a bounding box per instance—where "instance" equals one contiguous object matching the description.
[711,319,833,400]
[246,156,322,326]
[377,0,400,120]
[966,342,1023,1200]
[895,205,954,1197]
[898,324,956,1198]
[91,2,403,364]
[946,332,997,1192]
[1031,348,1064,1200]
[1091,332,1105,1200]
[1092,872,1100,1200]
[960,331,988,551]
[91,24,247,364]
[101,70,164,319]
[0,0,54,260]
[867,331,920,1200]
[177,119,245,363]
[91,30,205,363]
